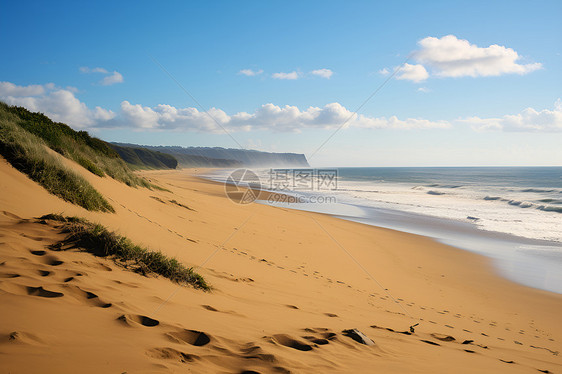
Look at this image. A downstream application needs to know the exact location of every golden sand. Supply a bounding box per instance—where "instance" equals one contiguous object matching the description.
[1,157,560,373]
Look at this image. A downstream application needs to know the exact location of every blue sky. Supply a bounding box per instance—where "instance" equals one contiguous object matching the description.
[1,0,561,166]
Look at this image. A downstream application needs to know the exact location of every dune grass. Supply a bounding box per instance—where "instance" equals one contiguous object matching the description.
[0,112,114,212]
[42,214,209,290]
[0,102,156,188]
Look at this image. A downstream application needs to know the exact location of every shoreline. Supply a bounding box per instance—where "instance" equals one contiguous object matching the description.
[262,200,562,295]
[195,167,562,295]
[2,161,561,373]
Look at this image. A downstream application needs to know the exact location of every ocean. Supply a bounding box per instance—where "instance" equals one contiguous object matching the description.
[201,167,562,294]
[321,167,562,243]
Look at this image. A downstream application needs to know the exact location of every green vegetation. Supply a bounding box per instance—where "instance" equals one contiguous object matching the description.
[0,110,114,212]
[111,143,243,168]
[42,214,209,290]
[110,143,178,169]
[169,153,242,168]
[0,102,153,188]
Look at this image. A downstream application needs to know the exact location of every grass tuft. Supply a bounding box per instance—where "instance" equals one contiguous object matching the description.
[0,113,114,212]
[0,102,161,189]
[41,214,209,290]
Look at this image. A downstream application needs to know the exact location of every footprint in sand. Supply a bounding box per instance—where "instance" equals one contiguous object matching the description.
[43,256,64,266]
[301,328,337,345]
[30,250,46,256]
[202,305,218,311]
[64,285,112,308]
[324,313,338,318]
[499,359,515,364]
[0,272,20,278]
[117,314,159,327]
[165,329,211,346]
[270,334,313,351]
[421,339,440,346]
[371,325,412,336]
[4,331,44,345]
[2,211,21,220]
[200,304,242,317]
[19,233,45,241]
[146,347,200,363]
[26,286,64,298]
[430,333,455,342]
[302,335,330,345]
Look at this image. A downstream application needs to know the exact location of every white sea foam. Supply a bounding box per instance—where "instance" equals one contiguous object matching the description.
[329,179,562,243]
[202,167,562,243]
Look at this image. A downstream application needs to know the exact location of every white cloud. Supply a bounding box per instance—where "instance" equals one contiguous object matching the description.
[238,69,263,76]
[0,81,46,96]
[417,87,430,93]
[461,99,562,132]
[415,35,542,78]
[382,35,542,82]
[119,101,228,132]
[0,82,115,128]
[353,115,450,130]
[0,81,451,132]
[4,80,557,134]
[80,66,108,74]
[101,71,124,86]
[310,68,333,79]
[378,68,390,75]
[80,66,124,85]
[272,71,300,80]
[395,63,429,82]
[118,101,450,132]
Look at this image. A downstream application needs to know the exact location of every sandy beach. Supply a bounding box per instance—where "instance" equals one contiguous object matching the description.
[1,157,561,373]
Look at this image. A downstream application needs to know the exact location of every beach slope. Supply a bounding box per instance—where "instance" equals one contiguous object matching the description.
[0,157,560,373]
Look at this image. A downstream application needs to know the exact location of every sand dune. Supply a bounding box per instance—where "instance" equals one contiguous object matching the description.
[1,156,561,373]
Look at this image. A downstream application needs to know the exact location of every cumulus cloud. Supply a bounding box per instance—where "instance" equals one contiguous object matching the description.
[100,71,124,86]
[100,100,562,133]
[415,35,542,77]
[80,66,124,85]
[0,82,115,128]
[0,81,46,96]
[310,69,333,79]
[238,69,263,76]
[395,63,429,83]
[3,80,557,134]
[272,71,300,80]
[117,101,450,132]
[119,101,232,132]
[383,35,542,82]
[461,99,562,132]
[378,68,390,76]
